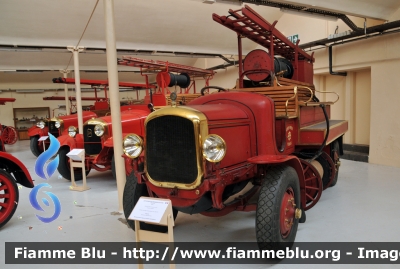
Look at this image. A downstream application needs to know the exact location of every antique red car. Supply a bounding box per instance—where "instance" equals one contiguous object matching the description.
[0,98,34,228]
[29,78,147,157]
[121,6,348,252]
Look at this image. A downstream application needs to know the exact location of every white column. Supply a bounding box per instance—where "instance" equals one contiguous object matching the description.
[60,69,71,115]
[67,46,84,134]
[103,0,126,211]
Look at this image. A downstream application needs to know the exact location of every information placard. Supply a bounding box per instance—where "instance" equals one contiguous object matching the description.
[129,198,170,224]
[66,148,85,161]
[38,136,48,141]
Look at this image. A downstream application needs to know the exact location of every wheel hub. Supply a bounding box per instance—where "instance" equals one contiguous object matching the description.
[0,173,17,224]
[280,188,296,238]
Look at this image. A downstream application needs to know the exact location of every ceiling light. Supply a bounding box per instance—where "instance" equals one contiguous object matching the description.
[16,89,45,93]
[202,0,241,5]
[151,51,176,56]
[280,8,338,22]
[78,88,100,92]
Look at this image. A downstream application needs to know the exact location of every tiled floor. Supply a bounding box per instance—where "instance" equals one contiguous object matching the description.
[1,140,399,269]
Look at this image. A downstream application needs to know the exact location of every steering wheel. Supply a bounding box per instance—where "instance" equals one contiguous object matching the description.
[200,86,227,96]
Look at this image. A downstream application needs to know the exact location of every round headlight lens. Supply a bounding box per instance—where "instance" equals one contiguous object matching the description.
[123,134,143,158]
[36,121,45,129]
[203,134,226,162]
[68,126,77,137]
[55,121,61,128]
[94,124,105,136]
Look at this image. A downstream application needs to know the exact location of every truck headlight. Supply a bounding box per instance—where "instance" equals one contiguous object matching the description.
[94,124,105,136]
[55,120,61,128]
[123,134,143,158]
[203,134,226,162]
[68,126,77,137]
[36,121,45,129]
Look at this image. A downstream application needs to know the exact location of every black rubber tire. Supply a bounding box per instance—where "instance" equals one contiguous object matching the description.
[57,147,90,181]
[30,136,43,157]
[123,171,178,233]
[330,140,340,187]
[111,155,116,179]
[0,169,19,229]
[256,165,300,252]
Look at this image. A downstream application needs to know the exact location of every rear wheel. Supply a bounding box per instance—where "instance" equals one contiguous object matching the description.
[123,171,177,233]
[57,147,91,181]
[0,170,19,229]
[256,165,301,252]
[330,140,340,187]
[30,136,44,157]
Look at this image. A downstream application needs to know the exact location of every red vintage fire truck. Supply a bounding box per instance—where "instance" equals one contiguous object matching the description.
[0,98,34,228]
[121,6,348,251]
[57,60,215,181]
[29,78,153,157]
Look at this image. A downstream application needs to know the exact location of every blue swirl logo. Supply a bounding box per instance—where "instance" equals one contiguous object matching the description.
[31,133,61,223]
[35,133,60,180]
[29,183,61,223]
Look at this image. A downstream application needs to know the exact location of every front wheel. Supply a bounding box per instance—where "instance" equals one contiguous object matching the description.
[123,172,177,233]
[256,165,301,252]
[57,147,91,181]
[30,136,44,157]
[0,170,19,229]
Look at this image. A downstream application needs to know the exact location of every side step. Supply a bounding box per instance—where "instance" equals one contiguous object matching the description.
[342,144,369,163]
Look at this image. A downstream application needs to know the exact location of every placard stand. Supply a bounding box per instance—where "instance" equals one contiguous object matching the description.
[38,136,48,152]
[66,148,90,192]
[129,197,175,269]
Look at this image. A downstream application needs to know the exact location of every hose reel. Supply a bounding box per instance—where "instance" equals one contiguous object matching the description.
[156,72,191,89]
[243,49,294,82]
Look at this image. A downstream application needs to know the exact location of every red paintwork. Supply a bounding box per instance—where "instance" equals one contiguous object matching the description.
[0,98,16,105]
[280,187,296,238]
[0,152,34,188]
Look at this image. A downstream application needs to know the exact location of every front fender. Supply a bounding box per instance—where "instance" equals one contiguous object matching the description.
[104,136,113,148]
[27,126,48,137]
[57,134,84,149]
[0,152,34,188]
[248,154,306,209]
[105,132,137,148]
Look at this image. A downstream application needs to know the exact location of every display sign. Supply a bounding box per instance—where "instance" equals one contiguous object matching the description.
[38,136,49,141]
[129,197,171,224]
[66,149,85,162]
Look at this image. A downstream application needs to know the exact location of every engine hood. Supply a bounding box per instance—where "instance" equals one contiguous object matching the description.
[86,109,149,137]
